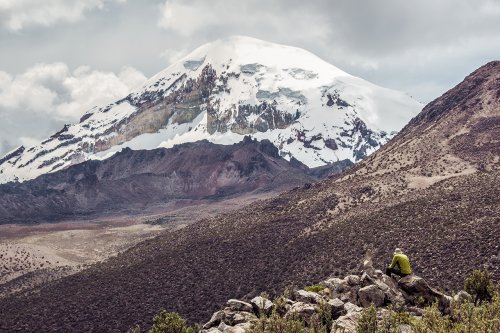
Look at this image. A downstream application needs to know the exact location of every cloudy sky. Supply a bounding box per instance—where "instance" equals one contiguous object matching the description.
[0,0,499,155]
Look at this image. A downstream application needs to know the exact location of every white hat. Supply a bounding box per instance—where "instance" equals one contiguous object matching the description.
[394,248,402,254]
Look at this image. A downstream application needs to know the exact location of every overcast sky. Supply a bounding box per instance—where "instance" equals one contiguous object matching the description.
[0,0,499,156]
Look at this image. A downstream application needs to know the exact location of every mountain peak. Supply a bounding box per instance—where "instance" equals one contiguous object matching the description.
[0,37,422,183]
[407,59,499,129]
[154,35,350,83]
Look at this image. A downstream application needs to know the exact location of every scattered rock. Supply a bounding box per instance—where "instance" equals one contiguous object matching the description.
[219,323,252,333]
[360,272,376,287]
[250,296,273,316]
[358,285,385,307]
[322,277,346,291]
[286,302,316,323]
[294,289,323,304]
[453,290,472,304]
[203,310,225,329]
[338,285,360,304]
[399,324,411,333]
[343,302,362,313]
[318,287,332,298]
[328,298,346,318]
[398,275,441,303]
[407,306,425,316]
[203,263,457,333]
[331,311,361,333]
[227,299,254,313]
[344,275,360,286]
[223,311,257,326]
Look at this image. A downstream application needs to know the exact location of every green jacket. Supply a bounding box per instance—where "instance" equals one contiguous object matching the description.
[389,253,412,275]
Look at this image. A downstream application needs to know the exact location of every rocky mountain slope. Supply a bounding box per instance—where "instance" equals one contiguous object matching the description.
[0,63,497,332]
[0,36,421,183]
[0,138,338,224]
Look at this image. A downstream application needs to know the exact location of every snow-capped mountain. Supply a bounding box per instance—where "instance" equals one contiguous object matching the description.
[0,36,422,183]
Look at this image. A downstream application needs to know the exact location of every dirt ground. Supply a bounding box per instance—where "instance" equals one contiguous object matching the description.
[0,192,274,298]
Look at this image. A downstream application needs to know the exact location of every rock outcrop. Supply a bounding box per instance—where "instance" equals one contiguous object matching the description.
[201,260,470,333]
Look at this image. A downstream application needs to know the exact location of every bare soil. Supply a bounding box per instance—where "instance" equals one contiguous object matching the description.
[0,192,275,299]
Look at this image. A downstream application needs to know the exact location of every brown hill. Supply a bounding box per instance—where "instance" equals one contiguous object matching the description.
[0,62,498,332]
[0,138,349,224]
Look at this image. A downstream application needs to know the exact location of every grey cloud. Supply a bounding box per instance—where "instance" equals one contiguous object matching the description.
[0,64,146,155]
[0,0,125,31]
[0,0,499,155]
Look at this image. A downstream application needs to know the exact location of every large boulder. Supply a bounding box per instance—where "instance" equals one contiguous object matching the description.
[222,310,257,326]
[453,290,472,304]
[358,285,385,307]
[374,277,406,306]
[322,277,348,293]
[251,296,274,316]
[344,275,361,286]
[338,285,360,304]
[398,275,452,313]
[203,328,221,333]
[285,302,316,323]
[328,298,346,318]
[331,311,361,333]
[227,299,254,313]
[217,322,248,333]
[343,302,362,313]
[398,275,441,302]
[294,289,324,304]
[360,271,376,287]
[203,310,225,329]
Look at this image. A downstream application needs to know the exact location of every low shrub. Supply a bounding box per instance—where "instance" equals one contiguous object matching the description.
[148,311,198,333]
[248,312,328,333]
[355,305,377,333]
[304,285,326,293]
[410,293,500,333]
[464,269,496,305]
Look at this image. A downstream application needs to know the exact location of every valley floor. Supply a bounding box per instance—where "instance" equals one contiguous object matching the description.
[0,192,276,298]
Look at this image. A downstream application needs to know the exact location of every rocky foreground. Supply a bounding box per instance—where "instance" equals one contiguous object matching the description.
[198,257,471,333]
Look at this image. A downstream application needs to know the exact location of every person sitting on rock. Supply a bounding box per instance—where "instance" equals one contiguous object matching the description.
[386,248,412,278]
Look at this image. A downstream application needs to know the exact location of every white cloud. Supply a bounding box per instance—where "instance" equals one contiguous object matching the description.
[158,1,218,36]
[1,0,499,156]
[160,48,189,66]
[155,0,500,103]
[0,63,146,155]
[157,0,330,42]
[18,136,39,148]
[118,66,148,91]
[55,65,146,121]
[0,0,125,31]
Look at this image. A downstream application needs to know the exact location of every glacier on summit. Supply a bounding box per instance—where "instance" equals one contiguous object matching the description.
[0,36,422,183]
